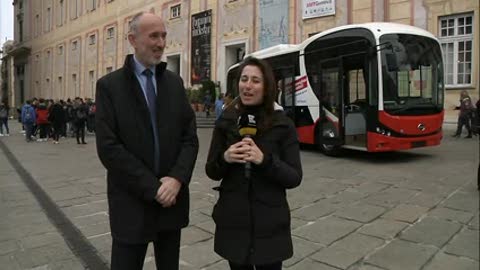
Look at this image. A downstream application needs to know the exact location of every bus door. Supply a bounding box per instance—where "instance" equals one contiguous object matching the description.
[343,53,368,148]
[319,58,344,146]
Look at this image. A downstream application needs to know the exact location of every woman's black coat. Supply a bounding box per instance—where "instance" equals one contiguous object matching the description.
[205,108,302,265]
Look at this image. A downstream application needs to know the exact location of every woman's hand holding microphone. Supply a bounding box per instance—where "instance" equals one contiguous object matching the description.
[224,137,264,165]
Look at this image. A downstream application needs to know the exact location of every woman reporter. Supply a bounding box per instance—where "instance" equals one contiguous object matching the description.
[205,57,302,270]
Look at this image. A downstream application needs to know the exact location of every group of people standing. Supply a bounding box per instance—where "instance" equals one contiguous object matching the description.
[19,97,96,144]
[95,12,301,270]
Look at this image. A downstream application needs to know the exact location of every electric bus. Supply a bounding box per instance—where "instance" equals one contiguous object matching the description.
[226,22,445,155]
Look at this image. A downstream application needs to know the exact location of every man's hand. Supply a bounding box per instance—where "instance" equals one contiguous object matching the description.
[155,177,182,208]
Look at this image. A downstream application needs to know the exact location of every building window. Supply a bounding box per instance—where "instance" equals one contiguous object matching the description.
[107,27,115,39]
[170,4,181,19]
[19,0,23,9]
[35,14,40,36]
[72,73,78,96]
[88,0,97,12]
[58,0,64,26]
[18,19,23,42]
[106,66,113,73]
[439,13,473,87]
[46,7,52,32]
[58,45,64,55]
[58,76,63,96]
[46,51,51,71]
[89,34,96,45]
[71,0,81,19]
[89,70,95,97]
[72,40,78,50]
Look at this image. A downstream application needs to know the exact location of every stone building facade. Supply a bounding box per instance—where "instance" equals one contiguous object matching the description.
[4,0,479,121]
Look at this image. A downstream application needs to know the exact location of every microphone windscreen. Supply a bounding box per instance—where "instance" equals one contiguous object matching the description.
[238,113,257,137]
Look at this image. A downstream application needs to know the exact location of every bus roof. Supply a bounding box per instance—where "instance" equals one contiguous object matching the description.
[301,22,437,49]
[226,22,438,73]
[245,44,301,59]
[227,44,300,73]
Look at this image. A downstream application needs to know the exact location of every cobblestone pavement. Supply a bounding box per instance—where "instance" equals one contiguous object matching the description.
[0,123,478,270]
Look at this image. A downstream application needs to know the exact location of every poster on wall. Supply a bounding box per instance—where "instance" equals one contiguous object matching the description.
[191,10,212,84]
[302,0,336,19]
[259,0,289,50]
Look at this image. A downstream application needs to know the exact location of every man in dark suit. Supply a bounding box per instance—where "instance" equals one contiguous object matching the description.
[95,12,199,270]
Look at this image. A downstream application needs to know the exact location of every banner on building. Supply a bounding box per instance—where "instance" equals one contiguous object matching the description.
[259,0,289,49]
[302,0,336,19]
[191,10,212,84]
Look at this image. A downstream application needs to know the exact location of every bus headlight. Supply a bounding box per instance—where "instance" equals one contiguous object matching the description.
[376,127,392,136]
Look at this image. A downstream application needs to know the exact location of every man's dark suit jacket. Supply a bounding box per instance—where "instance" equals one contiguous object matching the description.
[95,55,199,244]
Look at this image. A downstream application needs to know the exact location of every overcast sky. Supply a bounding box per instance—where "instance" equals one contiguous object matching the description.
[0,1,14,48]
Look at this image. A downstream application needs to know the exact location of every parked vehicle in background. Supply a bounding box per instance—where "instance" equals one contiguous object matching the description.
[226,22,445,155]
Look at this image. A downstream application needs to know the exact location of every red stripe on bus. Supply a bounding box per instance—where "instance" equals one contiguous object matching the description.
[378,111,444,135]
[367,131,442,152]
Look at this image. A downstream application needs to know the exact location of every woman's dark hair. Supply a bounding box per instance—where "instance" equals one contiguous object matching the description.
[232,56,277,131]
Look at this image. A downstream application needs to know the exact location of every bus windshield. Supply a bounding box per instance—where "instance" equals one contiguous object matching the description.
[380,34,444,115]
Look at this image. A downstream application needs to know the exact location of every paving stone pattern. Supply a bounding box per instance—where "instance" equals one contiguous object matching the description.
[0,124,478,269]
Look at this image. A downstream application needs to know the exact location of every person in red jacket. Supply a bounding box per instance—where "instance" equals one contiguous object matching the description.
[36,99,50,142]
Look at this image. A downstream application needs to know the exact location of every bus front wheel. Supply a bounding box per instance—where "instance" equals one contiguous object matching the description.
[318,142,341,156]
[315,124,342,156]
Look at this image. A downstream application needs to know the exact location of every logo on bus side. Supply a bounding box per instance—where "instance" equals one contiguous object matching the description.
[295,76,308,92]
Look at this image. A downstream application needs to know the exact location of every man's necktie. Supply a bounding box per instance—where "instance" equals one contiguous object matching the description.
[143,69,160,174]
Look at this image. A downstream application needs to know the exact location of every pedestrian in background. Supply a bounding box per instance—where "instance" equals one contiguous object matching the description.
[86,98,96,133]
[65,99,75,137]
[0,101,10,136]
[48,100,66,144]
[35,99,50,142]
[452,90,474,138]
[73,98,88,144]
[472,99,480,136]
[205,57,302,270]
[21,100,36,142]
[204,91,212,117]
[95,12,198,270]
[214,93,224,121]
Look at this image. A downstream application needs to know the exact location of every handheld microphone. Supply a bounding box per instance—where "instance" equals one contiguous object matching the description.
[237,113,258,179]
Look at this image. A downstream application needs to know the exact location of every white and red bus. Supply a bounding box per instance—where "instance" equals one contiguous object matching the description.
[226,23,445,155]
